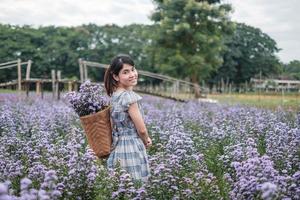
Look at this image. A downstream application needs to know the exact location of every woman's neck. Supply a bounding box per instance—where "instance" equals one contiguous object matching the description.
[115,86,133,92]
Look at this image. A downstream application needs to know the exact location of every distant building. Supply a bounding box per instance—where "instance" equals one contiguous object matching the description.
[250,78,300,92]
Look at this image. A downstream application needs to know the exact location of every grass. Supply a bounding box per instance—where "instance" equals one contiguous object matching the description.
[207,92,300,111]
[0,89,18,93]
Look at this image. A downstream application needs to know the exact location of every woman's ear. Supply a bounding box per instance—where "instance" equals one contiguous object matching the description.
[113,74,119,82]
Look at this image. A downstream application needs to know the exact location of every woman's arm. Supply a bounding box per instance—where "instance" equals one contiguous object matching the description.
[110,117,113,131]
[128,102,149,145]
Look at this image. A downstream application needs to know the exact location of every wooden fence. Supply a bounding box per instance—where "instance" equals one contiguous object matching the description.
[0,60,80,99]
[0,59,32,91]
[79,59,205,101]
[1,58,206,101]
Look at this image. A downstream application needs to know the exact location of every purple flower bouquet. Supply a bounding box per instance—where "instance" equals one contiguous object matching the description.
[65,80,110,117]
[65,80,112,158]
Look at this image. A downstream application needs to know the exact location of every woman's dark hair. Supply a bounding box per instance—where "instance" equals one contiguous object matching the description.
[104,54,135,96]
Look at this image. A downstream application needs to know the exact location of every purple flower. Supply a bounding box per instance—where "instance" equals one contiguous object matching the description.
[0,183,8,195]
[260,182,278,200]
[64,80,110,117]
[20,178,32,191]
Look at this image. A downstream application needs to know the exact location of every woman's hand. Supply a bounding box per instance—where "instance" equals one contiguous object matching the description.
[145,137,152,148]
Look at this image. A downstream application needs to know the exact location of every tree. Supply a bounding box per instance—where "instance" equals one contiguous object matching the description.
[150,0,234,97]
[0,23,155,83]
[283,60,300,80]
[82,23,155,80]
[0,24,45,81]
[210,23,281,88]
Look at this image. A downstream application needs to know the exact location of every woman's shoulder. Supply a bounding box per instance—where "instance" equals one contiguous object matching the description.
[113,90,142,109]
[113,90,141,98]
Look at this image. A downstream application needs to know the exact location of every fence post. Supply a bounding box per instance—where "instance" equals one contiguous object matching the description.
[221,78,224,93]
[68,81,72,92]
[26,60,32,80]
[26,81,30,97]
[74,81,78,91]
[79,58,84,83]
[84,62,88,81]
[51,70,56,99]
[172,80,179,98]
[56,70,61,100]
[36,81,41,96]
[41,81,44,99]
[17,59,21,91]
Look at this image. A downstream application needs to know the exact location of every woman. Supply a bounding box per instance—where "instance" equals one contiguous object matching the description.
[104,54,152,182]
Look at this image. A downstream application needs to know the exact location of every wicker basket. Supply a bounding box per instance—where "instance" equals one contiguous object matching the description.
[80,106,112,158]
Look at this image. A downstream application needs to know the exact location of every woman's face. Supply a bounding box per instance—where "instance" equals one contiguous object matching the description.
[113,64,138,89]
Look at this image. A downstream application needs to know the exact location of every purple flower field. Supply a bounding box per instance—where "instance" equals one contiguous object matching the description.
[0,93,299,200]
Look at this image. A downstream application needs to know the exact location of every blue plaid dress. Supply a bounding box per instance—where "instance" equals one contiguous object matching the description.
[107,90,150,182]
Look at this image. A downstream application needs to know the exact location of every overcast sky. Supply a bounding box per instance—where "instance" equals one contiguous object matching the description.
[0,0,299,63]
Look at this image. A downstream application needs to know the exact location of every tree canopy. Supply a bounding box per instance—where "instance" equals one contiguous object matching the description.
[150,0,235,96]
[283,60,300,80]
[0,24,151,82]
[0,3,289,90]
[209,23,282,86]
[152,0,234,95]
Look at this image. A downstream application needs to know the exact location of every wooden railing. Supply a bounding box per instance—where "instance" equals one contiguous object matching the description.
[0,59,32,91]
[0,59,206,101]
[79,59,206,101]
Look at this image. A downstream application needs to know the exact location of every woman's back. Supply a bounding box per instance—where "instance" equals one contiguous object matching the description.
[110,90,144,136]
[107,90,150,182]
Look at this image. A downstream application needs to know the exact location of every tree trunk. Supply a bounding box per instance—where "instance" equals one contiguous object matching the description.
[191,74,201,98]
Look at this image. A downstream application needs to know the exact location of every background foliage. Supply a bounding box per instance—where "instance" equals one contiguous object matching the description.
[0,0,299,88]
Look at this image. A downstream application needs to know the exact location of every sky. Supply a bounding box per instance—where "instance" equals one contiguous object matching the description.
[0,0,299,63]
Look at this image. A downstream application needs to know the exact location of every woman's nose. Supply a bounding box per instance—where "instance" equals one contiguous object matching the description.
[129,71,136,77]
